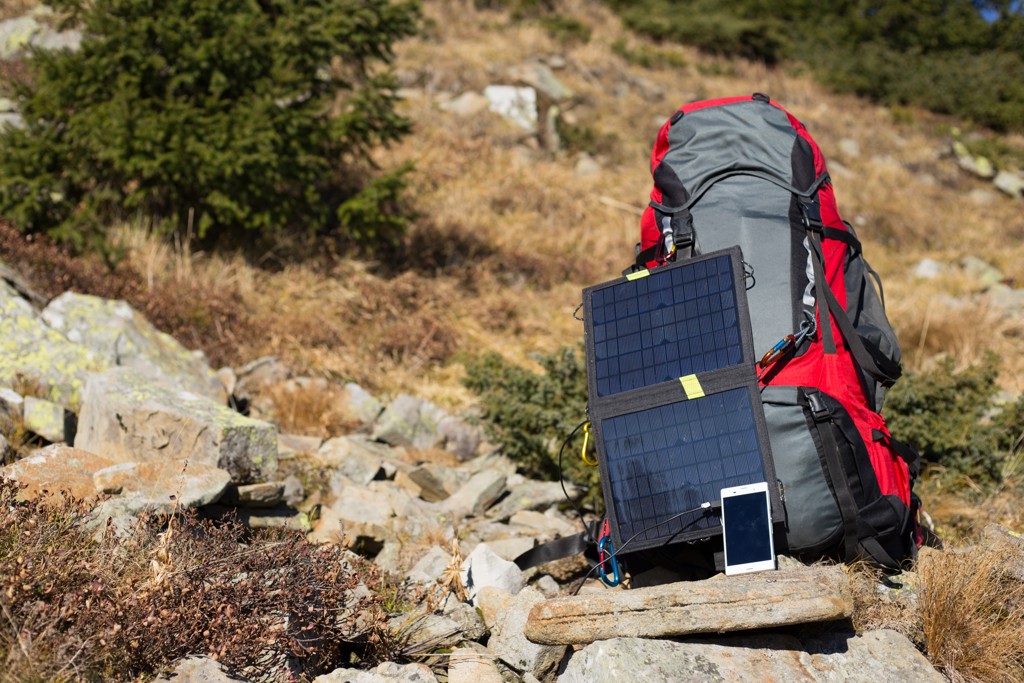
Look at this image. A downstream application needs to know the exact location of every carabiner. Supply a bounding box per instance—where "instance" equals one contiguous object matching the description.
[758,334,795,369]
[597,535,621,587]
[580,422,598,467]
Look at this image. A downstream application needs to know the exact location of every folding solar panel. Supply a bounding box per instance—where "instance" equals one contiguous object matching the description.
[583,247,781,553]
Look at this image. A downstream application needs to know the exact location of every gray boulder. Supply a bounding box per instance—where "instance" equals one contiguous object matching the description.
[0,280,102,408]
[313,662,437,682]
[92,458,231,514]
[372,394,481,460]
[558,630,943,682]
[41,292,225,402]
[994,170,1024,199]
[75,367,277,483]
[23,395,66,442]
[488,587,566,682]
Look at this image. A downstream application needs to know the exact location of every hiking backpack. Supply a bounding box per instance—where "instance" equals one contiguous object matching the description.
[633,93,920,568]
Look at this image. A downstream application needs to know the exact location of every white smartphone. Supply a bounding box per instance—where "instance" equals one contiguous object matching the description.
[720,482,777,576]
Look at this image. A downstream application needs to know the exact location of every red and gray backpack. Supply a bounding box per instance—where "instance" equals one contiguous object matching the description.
[635,93,921,568]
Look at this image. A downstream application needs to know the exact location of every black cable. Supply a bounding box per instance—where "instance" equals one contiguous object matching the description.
[558,419,591,533]
[572,502,717,595]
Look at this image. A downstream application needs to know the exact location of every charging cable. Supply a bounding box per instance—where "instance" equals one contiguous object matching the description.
[573,499,716,593]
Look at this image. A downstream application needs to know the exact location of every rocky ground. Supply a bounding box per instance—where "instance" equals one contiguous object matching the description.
[4,257,1024,682]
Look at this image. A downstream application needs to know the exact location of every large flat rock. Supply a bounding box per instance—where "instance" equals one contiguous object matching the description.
[526,566,852,645]
[75,367,277,483]
[0,280,102,407]
[1,444,115,500]
[42,292,225,402]
[557,629,943,682]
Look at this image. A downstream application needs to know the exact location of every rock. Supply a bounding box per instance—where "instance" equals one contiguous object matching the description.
[508,63,573,102]
[988,284,1024,316]
[397,613,465,650]
[314,662,437,682]
[558,629,943,682]
[994,170,1024,198]
[41,292,225,402]
[448,647,504,683]
[319,436,385,485]
[277,432,322,456]
[525,566,853,645]
[22,395,66,442]
[405,465,450,502]
[0,280,102,407]
[475,586,513,629]
[282,474,305,506]
[372,394,466,452]
[440,92,491,118]
[0,433,8,459]
[487,479,580,521]
[483,85,537,131]
[153,655,242,682]
[960,256,1004,288]
[913,258,944,280]
[443,470,507,518]
[437,414,482,461]
[982,523,1024,580]
[0,112,24,130]
[480,536,536,562]
[233,356,290,416]
[837,138,861,160]
[444,601,488,642]
[533,574,560,597]
[220,481,285,507]
[968,188,998,205]
[215,366,237,397]
[488,587,566,682]
[461,543,525,604]
[509,510,578,538]
[957,152,996,179]
[32,28,82,53]
[1,444,114,500]
[0,386,24,421]
[92,459,231,513]
[75,367,277,483]
[574,153,602,177]
[408,545,453,585]
[344,382,384,425]
[312,481,397,546]
[0,16,40,59]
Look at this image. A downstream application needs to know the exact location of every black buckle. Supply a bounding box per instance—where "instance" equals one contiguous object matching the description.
[805,390,831,422]
[799,199,824,233]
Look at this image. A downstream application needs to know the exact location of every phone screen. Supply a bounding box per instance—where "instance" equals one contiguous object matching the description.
[723,491,773,566]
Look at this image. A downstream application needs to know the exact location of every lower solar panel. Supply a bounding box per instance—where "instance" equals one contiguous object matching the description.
[596,386,771,551]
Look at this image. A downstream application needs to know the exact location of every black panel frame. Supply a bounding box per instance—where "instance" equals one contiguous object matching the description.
[582,247,782,553]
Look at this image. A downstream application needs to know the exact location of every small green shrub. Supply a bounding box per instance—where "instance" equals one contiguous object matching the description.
[611,38,687,69]
[463,347,600,507]
[555,119,618,156]
[885,354,1023,483]
[539,14,591,45]
[0,0,420,251]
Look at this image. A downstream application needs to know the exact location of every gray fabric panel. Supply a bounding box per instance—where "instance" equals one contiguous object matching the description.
[661,101,803,356]
[761,386,842,552]
[690,177,796,356]
[664,100,805,203]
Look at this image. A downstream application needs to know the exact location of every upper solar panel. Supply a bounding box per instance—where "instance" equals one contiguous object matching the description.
[588,253,743,397]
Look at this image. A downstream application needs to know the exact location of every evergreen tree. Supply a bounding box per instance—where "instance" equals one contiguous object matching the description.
[0,0,419,250]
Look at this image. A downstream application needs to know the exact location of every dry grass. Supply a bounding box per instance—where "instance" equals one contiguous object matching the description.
[918,544,1024,682]
[845,561,923,645]
[262,380,360,439]
[0,0,37,21]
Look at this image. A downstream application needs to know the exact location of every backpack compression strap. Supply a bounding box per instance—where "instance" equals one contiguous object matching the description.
[800,198,902,386]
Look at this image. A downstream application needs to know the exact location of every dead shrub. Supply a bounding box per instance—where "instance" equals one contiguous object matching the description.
[0,221,253,367]
[844,561,924,646]
[0,477,400,682]
[918,545,1024,682]
[264,381,360,439]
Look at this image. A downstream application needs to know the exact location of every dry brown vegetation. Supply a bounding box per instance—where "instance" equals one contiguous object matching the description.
[918,545,1024,682]
[0,477,396,682]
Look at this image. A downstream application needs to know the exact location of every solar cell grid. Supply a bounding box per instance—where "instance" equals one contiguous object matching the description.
[590,254,744,397]
[601,387,765,546]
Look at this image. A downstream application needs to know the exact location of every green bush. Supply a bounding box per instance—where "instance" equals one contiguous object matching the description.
[0,0,420,251]
[462,347,600,507]
[884,355,1023,483]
